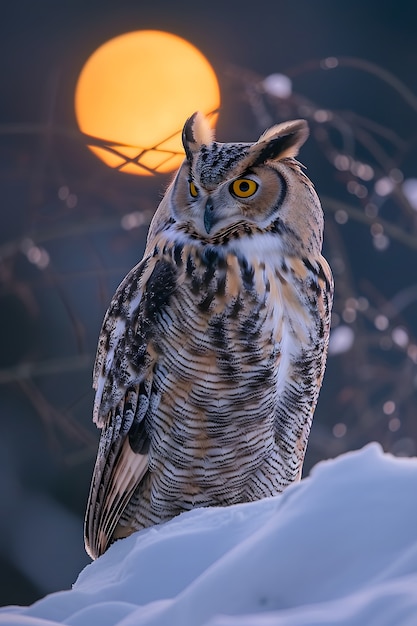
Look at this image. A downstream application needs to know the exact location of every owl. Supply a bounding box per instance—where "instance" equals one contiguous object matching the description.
[85,112,333,559]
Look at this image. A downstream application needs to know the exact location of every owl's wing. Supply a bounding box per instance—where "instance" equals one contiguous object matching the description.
[274,255,333,481]
[85,251,178,559]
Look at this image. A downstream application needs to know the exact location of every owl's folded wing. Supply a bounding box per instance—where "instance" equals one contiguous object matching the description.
[85,252,178,559]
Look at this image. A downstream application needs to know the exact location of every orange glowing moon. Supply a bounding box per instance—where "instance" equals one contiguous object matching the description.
[74,30,220,175]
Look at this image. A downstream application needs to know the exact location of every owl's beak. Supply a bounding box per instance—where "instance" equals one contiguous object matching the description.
[204,197,215,233]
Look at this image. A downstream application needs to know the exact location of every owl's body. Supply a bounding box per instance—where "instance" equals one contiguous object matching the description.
[85,113,333,559]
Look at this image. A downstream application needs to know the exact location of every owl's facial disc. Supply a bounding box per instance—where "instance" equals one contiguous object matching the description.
[200,174,261,234]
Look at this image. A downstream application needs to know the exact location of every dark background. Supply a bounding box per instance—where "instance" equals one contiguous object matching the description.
[1,0,416,607]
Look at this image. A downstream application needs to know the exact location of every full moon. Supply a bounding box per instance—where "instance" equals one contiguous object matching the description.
[75,30,220,175]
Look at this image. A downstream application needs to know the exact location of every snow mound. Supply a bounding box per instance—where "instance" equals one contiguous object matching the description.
[1,443,417,625]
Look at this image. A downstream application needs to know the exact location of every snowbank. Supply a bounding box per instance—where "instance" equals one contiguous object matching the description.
[1,443,417,625]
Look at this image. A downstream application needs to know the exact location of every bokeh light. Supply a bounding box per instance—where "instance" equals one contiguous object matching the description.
[75,30,220,175]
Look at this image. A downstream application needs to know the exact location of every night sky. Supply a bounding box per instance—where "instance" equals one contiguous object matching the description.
[1,0,417,608]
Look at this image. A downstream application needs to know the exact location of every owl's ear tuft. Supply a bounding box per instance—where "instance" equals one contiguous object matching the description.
[182,112,215,161]
[252,119,309,166]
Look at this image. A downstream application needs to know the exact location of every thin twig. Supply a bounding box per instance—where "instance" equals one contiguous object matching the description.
[322,196,417,250]
[0,354,92,384]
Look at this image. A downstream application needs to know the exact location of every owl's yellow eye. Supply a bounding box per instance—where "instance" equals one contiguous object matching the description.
[189,181,199,198]
[230,178,259,198]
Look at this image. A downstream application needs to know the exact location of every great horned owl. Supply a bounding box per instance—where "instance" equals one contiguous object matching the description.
[85,112,333,559]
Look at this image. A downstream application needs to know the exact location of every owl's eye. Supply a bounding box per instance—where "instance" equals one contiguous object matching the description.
[189,181,199,198]
[230,178,259,198]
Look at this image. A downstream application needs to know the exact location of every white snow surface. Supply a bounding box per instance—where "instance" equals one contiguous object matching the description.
[1,443,417,626]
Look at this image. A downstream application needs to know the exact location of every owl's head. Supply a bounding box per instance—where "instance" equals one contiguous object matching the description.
[153,112,324,257]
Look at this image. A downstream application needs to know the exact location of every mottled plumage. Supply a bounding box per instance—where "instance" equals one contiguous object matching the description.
[85,112,333,559]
